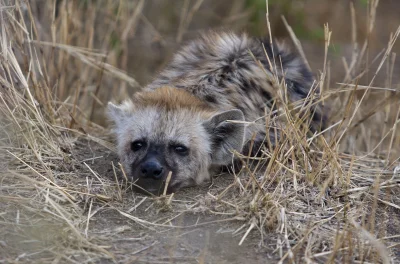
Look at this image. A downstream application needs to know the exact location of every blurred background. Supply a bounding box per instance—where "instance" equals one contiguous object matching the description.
[31,0,400,82]
[24,0,400,154]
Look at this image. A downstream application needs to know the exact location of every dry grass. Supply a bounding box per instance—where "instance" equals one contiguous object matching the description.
[1,0,399,263]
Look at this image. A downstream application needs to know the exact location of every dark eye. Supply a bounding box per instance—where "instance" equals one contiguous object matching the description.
[173,145,189,155]
[131,140,146,152]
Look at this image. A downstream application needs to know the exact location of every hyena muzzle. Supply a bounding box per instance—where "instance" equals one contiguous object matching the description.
[107,31,325,195]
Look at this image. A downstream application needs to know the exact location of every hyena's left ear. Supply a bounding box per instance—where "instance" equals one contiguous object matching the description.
[204,109,245,165]
[106,100,134,126]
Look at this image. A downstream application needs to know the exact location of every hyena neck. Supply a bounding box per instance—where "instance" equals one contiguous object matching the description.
[134,86,217,117]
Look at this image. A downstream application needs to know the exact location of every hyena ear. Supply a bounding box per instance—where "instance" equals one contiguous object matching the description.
[106,101,134,125]
[204,109,245,165]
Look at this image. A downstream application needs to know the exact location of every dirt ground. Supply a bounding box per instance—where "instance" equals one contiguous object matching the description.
[3,137,391,263]
[69,139,279,263]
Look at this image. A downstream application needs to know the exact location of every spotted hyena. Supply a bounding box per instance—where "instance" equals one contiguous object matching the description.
[107,31,325,194]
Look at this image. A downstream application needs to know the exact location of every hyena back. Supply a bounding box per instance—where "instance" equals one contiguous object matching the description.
[108,32,325,194]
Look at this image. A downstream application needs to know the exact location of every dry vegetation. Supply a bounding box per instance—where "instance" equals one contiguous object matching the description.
[1,0,400,263]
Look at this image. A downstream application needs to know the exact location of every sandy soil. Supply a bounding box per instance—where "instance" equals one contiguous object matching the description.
[62,138,399,263]
[67,138,279,263]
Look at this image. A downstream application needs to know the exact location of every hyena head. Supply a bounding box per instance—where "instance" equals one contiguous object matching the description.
[107,86,245,195]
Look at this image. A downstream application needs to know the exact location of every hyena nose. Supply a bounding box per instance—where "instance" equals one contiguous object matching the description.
[140,160,164,180]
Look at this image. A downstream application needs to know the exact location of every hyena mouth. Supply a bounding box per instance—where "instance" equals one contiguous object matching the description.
[133,177,164,195]
[132,176,179,195]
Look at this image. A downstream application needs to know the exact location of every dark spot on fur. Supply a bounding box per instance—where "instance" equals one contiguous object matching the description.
[224,89,233,95]
[222,65,232,73]
[239,79,250,92]
[249,80,257,89]
[261,90,273,103]
[236,60,250,71]
[240,79,260,93]
[204,94,217,103]
[218,81,226,88]
[226,53,236,63]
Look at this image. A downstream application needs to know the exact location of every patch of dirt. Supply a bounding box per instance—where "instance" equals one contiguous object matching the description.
[69,138,279,263]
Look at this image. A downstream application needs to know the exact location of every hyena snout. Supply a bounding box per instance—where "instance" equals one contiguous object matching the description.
[140,158,164,180]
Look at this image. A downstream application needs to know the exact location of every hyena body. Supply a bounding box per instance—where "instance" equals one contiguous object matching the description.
[108,32,324,194]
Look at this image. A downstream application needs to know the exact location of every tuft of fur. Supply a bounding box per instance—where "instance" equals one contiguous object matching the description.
[108,31,325,194]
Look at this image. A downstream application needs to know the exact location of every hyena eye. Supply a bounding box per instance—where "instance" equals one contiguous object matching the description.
[131,140,146,152]
[172,145,189,156]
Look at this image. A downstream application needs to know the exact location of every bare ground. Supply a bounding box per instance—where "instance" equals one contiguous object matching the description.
[0,137,278,263]
[2,136,399,263]
[71,138,278,263]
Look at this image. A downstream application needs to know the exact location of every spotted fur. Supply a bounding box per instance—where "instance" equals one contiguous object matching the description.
[108,31,325,194]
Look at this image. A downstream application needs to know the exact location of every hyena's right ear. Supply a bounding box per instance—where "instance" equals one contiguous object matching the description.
[204,109,245,165]
[106,101,134,125]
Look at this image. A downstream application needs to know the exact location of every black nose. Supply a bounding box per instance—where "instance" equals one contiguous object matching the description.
[140,160,164,179]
